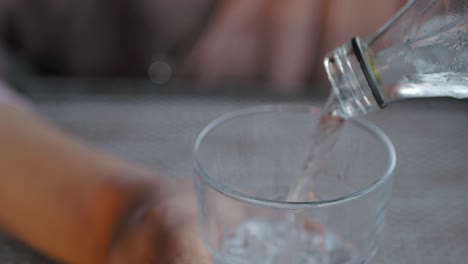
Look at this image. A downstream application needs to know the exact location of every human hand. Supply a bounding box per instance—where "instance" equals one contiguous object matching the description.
[182,0,405,93]
[109,178,210,264]
[0,97,209,264]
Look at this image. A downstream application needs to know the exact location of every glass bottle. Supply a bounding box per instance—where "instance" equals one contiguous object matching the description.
[324,0,468,118]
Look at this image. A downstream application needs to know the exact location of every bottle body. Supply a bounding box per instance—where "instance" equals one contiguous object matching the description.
[325,0,468,118]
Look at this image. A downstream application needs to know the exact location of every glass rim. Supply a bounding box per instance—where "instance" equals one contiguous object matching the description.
[193,104,396,209]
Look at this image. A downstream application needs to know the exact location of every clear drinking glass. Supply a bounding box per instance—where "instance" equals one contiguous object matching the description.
[193,105,396,264]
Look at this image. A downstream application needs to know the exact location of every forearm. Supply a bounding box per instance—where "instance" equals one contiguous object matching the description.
[0,85,160,263]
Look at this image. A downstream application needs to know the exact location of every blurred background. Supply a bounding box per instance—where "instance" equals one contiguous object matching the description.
[1,1,468,264]
[1,0,405,98]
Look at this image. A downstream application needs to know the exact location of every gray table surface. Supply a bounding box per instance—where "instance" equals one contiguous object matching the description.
[0,92,467,264]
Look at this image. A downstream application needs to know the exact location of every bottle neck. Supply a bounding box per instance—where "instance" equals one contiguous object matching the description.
[324,1,468,119]
[324,37,390,119]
